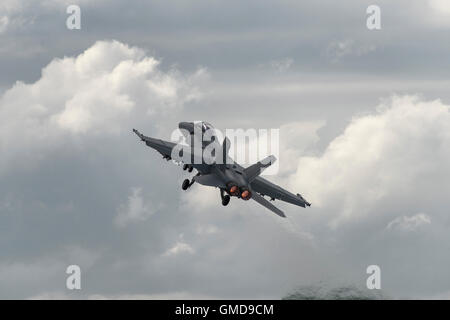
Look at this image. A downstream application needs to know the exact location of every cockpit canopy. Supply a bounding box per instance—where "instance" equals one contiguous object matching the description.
[196,121,214,133]
[179,121,215,134]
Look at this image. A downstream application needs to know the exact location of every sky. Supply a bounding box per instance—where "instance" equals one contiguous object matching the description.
[1,0,450,299]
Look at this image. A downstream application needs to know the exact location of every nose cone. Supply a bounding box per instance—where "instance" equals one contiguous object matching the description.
[178,122,194,134]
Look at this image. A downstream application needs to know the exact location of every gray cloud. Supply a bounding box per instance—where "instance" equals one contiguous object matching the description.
[1,1,450,300]
[114,188,157,228]
[386,213,432,232]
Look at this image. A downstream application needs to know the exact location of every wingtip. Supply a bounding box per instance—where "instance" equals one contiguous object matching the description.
[297,193,311,207]
[132,128,146,141]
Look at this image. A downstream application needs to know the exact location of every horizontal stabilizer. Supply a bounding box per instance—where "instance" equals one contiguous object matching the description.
[252,192,285,218]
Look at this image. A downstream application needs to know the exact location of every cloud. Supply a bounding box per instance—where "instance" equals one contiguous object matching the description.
[283,283,388,300]
[325,39,376,62]
[0,0,33,33]
[0,246,99,298]
[1,12,450,298]
[277,121,325,175]
[196,225,219,235]
[0,15,9,33]
[114,188,155,228]
[163,237,195,256]
[425,0,450,27]
[4,91,450,299]
[429,0,450,15]
[0,40,205,173]
[30,291,217,300]
[269,58,294,73]
[87,291,216,299]
[288,95,450,227]
[386,213,431,232]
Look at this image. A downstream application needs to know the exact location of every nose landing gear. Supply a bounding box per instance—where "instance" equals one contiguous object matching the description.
[181,173,199,190]
[182,179,191,190]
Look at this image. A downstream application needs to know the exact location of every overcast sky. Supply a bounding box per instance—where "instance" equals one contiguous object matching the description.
[1,0,450,299]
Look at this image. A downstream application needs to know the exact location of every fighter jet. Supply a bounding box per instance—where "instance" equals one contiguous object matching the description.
[132,121,310,217]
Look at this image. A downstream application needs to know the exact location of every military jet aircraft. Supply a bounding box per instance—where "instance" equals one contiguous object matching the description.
[133,121,310,217]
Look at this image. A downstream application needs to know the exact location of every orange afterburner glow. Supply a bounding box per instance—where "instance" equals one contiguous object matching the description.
[229,185,239,196]
[241,190,252,200]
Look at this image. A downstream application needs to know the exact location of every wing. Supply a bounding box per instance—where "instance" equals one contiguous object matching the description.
[250,176,311,208]
[133,128,175,158]
[133,129,210,174]
[251,192,286,217]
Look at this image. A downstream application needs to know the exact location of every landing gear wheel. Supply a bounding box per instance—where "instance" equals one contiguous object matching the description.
[183,164,189,171]
[188,166,193,173]
[222,195,230,206]
[182,179,190,190]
